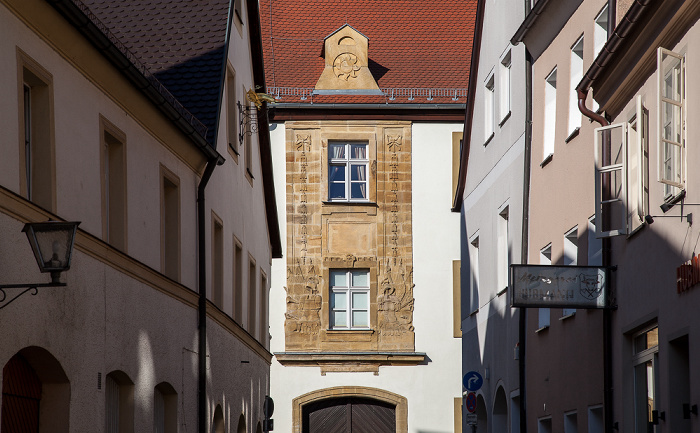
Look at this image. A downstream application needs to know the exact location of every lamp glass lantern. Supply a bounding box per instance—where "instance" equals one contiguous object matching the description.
[22,221,79,283]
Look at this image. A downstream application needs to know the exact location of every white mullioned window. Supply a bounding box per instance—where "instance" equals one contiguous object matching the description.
[497,206,509,292]
[594,5,609,58]
[594,96,648,237]
[568,37,584,137]
[500,50,512,123]
[330,269,369,329]
[658,47,685,198]
[485,72,495,143]
[538,244,551,329]
[543,68,557,161]
[329,142,369,201]
[469,234,480,313]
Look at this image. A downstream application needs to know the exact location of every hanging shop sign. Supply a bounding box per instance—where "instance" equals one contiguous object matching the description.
[510,265,608,309]
[677,256,700,293]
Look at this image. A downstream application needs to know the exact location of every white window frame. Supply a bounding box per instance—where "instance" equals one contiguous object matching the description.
[594,123,628,237]
[568,36,584,138]
[562,227,577,318]
[328,142,369,202]
[628,96,649,235]
[543,68,557,161]
[499,50,512,124]
[330,269,370,330]
[657,47,685,196]
[538,244,551,330]
[485,71,495,144]
[469,234,480,314]
[594,5,609,59]
[497,205,509,293]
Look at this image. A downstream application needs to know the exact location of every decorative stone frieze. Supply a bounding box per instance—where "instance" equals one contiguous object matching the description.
[284,121,415,361]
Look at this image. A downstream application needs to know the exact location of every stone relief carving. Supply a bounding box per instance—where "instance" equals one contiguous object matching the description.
[377,259,415,336]
[284,258,322,335]
[323,254,375,266]
[333,53,361,80]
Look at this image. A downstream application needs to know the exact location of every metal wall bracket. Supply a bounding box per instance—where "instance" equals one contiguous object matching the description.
[0,281,66,310]
[238,101,258,145]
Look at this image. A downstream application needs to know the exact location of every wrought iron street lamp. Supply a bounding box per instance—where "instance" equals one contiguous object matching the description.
[0,220,80,309]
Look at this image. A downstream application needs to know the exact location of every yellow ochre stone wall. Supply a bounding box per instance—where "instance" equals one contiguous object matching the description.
[283,121,415,353]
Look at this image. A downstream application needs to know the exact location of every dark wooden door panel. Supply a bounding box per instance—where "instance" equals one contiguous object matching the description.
[303,396,396,433]
[1,354,41,433]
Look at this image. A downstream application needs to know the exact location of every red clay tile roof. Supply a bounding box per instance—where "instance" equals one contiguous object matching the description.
[82,0,229,143]
[260,0,478,105]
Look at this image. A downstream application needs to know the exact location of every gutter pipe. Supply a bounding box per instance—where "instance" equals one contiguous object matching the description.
[197,158,218,433]
[198,2,236,431]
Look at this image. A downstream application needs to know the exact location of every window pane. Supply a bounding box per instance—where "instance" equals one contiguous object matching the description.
[329,165,345,182]
[352,291,368,309]
[350,164,366,181]
[661,55,682,102]
[330,183,346,199]
[351,183,367,199]
[352,310,369,327]
[351,271,368,287]
[351,144,366,159]
[601,170,623,202]
[330,143,345,159]
[661,141,682,184]
[330,270,347,287]
[332,310,347,328]
[332,291,347,309]
[662,102,682,143]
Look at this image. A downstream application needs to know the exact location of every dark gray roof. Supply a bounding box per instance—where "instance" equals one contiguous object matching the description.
[82,0,229,144]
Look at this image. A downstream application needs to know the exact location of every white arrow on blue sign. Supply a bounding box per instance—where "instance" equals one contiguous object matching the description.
[463,371,483,392]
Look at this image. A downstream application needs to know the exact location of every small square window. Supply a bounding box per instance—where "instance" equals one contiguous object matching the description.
[330,269,370,329]
[328,142,369,201]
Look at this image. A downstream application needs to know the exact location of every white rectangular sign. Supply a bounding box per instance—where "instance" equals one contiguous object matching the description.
[510,265,608,309]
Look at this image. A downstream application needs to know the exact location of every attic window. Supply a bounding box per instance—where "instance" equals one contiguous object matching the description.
[339,36,356,46]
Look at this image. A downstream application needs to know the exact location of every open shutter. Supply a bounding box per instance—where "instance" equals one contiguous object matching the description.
[658,48,685,190]
[595,123,628,237]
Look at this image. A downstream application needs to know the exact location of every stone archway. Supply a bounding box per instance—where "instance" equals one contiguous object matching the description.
[1,346,70,433]
[292,386,407,433]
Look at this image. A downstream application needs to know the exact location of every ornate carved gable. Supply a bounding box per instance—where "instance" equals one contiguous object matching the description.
[314,25,380,92]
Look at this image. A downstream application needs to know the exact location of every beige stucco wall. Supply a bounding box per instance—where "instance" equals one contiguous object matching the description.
[526,0,608,431]
[0,0,275,431]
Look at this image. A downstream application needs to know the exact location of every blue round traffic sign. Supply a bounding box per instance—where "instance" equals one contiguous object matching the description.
[463,371,483,391]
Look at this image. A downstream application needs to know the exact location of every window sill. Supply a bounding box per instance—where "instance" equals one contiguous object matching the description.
[469,308,479,317]
[559,312,576,321]
[484,132,495,147]
[496,286,508,296]
[535,325,550,333]
[540,153,553,167]
[326,329,374,342]
[565,127,580,143]
[499,111,511,127]
[322,201,377,215]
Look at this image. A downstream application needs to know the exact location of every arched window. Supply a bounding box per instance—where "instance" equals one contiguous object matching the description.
[154,382,177,433]
[1,346,70,433]
[105,370,134,433]
[237,414,246,433]
[212,404,225,433]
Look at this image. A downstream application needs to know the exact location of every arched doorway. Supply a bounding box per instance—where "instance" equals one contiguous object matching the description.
[293,387,407,433]
[476,394,488,433]
[236,414,246,433]
[302,397,395,433]
[212,405,224,433]
[1,347,70,433]
[492,386,507,433]
[2,354,41,432]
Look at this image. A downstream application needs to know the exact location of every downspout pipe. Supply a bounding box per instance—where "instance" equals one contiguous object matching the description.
[577,88,612,433]
[519,46,533,433]
[198,158,218,433]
